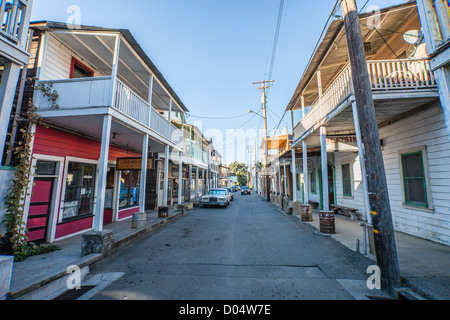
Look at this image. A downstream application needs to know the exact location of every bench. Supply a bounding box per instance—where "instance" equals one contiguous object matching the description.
[330,205,358,220]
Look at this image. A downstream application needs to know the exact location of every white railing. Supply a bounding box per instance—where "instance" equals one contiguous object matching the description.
[294,58,437,139]
[0,0,31,47]
[113,79,151,127]
[367,59,436,90]
[35,77,183,147]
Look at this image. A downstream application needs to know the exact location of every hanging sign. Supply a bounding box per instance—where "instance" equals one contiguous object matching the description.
[116,157,153,171]
[326,135,358,152]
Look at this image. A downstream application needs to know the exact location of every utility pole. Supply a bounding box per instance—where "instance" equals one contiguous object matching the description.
[341,0,400,297]
[253,80,274,202]
[247,146,253,188]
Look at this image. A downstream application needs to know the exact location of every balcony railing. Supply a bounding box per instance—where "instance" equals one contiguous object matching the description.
[185,141,208,163]
[34,76,183,147]
[294,58,437,139]
[0,0,31,47]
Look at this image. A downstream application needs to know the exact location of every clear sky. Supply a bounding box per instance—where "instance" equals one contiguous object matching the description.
[30,0,408,165]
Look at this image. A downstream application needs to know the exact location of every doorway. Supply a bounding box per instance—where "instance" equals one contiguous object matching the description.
[26,160,59,244]
[318,162,335,210]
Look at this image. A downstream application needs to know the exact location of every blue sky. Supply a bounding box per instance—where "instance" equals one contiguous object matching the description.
[30,0,408,165]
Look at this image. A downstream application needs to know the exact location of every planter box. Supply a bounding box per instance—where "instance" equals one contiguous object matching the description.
[0,256,14,300]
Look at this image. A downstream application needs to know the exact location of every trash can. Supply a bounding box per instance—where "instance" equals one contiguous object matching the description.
[300,204,313,222]
[319,211,335,234]
[158,206,169,218]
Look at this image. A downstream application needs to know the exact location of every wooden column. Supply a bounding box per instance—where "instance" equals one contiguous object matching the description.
[162,145,170,207]
[139,134,149,213]
[302,140,309,204]
[93,114,112,232]
[320,126,329,212]
[0,62,21,165]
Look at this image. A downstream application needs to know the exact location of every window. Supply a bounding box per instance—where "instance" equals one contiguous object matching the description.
[401,151,428,207]
[63,162,96,220]
[342,163,353,197]
[119,170,140,209]
[70,57,94,78]
[310,170,316,194]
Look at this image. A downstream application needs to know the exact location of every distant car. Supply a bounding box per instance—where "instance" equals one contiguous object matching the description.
[200,188,231,208]
[231,186,238,192]
[241,186,251,195]
[223,188,234,200]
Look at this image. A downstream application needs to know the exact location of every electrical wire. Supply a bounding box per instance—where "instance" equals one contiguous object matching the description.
[186,112,250,120]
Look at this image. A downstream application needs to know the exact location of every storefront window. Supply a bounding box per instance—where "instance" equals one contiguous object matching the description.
[63,162,96,220]
[119,170,140,208]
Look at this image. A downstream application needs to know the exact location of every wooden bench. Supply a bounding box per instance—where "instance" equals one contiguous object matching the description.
[330,205,358,220]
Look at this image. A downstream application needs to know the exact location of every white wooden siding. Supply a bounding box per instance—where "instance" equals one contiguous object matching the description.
[334,152,367,220]
[333,102,450,245]
[39,34,105,81]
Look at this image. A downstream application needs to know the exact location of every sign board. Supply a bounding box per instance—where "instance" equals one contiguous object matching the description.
[326,135,358,152]
[116,157,153,171]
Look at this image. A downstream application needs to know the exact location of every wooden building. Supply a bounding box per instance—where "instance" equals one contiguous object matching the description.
[9,21,189,243]
[286,2,450,245]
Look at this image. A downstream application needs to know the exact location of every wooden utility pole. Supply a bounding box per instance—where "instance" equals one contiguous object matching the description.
[253,80,274,202]
[341,0,400,296]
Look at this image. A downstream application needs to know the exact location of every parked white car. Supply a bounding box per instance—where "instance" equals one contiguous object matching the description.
[200,188,231,208]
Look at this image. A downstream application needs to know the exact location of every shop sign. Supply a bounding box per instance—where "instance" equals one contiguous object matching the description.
[326,135,358,152]
[116,157,153,171]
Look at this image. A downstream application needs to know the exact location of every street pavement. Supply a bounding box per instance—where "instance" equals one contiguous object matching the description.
[88,192,382,300]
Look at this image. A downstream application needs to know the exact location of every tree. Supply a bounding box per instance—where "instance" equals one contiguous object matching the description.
[229,161,248,186]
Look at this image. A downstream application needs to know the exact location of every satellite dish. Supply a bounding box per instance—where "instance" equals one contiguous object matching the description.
[403,30,422,45]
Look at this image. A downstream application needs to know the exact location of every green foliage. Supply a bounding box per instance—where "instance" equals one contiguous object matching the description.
[229,161,248,186]
[0,79,60,261]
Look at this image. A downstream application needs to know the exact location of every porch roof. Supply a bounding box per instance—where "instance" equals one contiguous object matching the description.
[30,21,189,113]
[286,1,419,112]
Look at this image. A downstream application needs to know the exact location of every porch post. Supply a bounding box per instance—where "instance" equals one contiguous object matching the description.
[352,101,372,224]
[195,167,199,200]
[291,149,298,202]
[178,151,183,204]
[162,145,169,207]
[139,134,149,213]
[0,62,21,165]
[320,126,329,212]
[302,140,309,204]
[278,161,281,195]
[110,35,121,107]
[93,114,112,232]
[283,159,287,195]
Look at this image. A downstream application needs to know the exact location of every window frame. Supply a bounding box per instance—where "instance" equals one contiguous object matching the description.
[70,57,94,79]
[399,147,433,210]
[341,162,353,198]
[310,169,316,194]
[62,161,98,222]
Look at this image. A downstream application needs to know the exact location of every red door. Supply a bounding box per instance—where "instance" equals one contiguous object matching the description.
[26,178,54,244]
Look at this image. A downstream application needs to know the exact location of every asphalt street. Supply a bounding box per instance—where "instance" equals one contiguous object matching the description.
[89,192,376,300]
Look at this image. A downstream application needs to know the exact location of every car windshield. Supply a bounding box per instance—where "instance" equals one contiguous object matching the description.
[207,190,227,196]
[242,186,249,190]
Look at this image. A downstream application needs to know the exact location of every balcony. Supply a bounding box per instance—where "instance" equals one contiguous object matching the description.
[294,59,438,141]
[0,0,31,46]
[0,0,33,65]
[34,76,183,149]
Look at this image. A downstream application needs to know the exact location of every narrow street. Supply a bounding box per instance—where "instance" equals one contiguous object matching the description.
[89,193,375,300]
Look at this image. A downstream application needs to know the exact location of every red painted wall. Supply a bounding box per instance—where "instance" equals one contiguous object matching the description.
[33,125,141,161]
[32,125,142,240]
[118,207,140,220]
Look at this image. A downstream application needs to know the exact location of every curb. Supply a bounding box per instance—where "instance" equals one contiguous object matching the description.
[9,211,185,300]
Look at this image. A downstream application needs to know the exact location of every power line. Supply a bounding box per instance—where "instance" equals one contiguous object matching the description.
[267,0,285,81]
[187,112,250,120]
